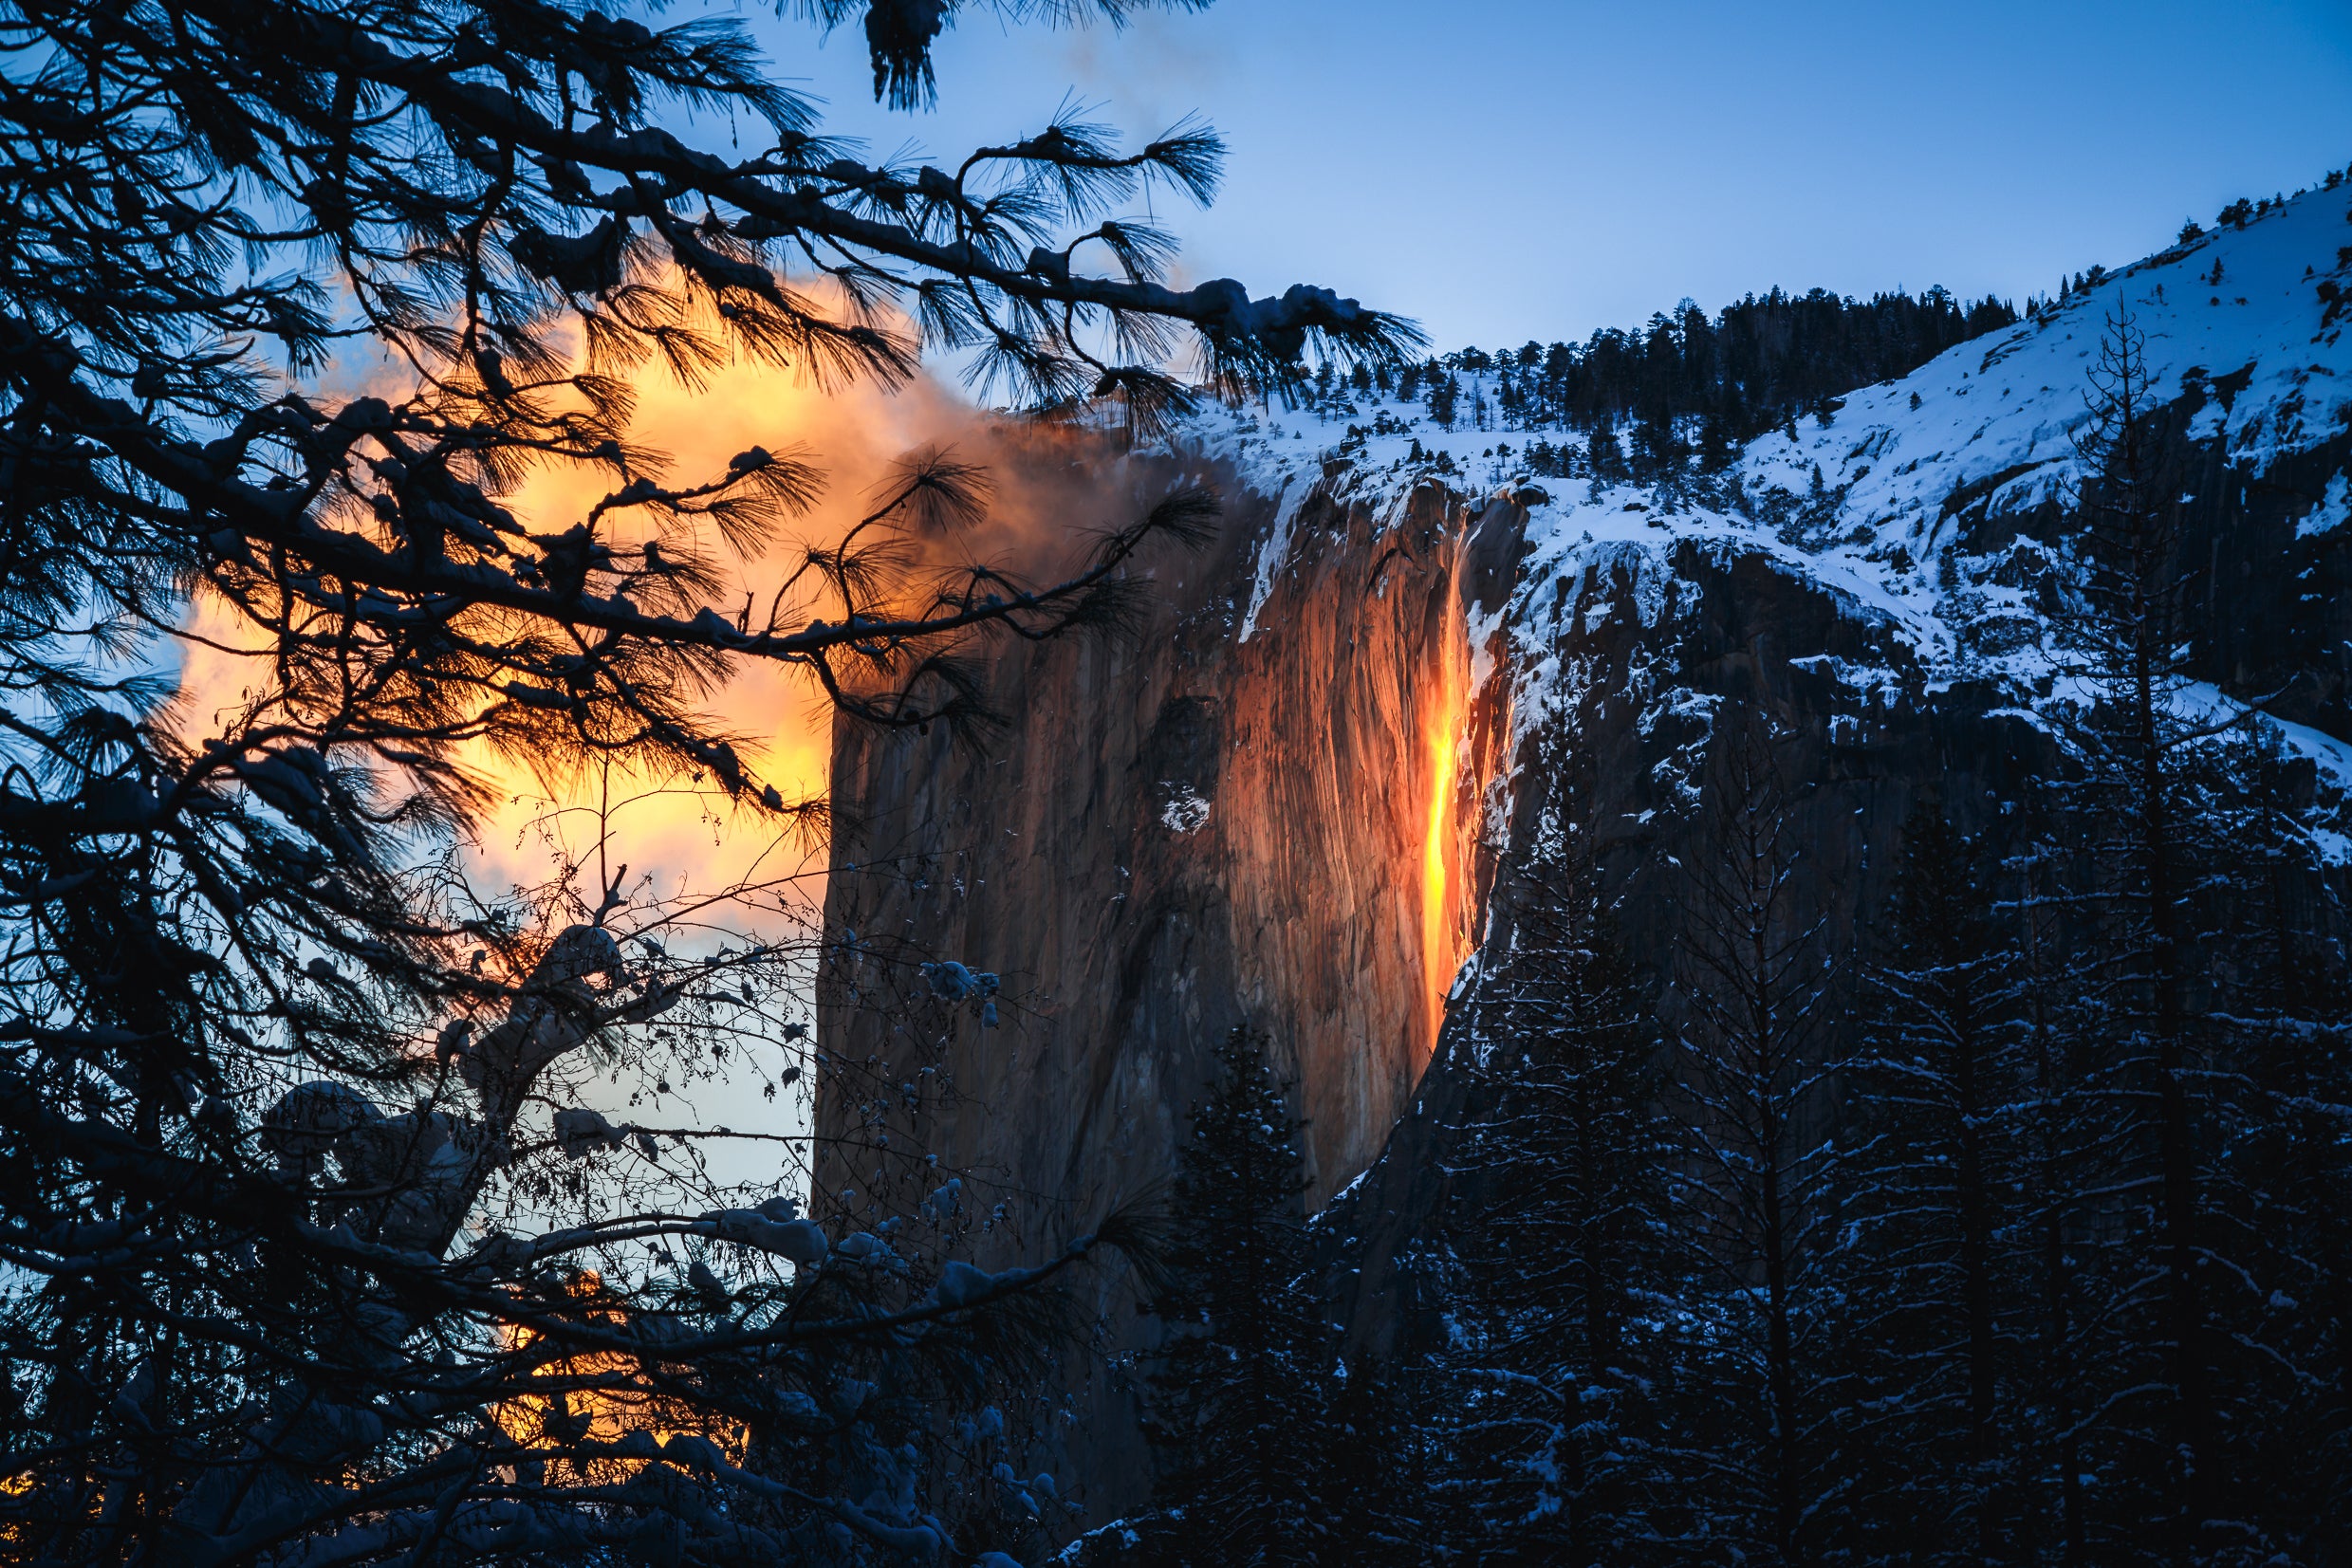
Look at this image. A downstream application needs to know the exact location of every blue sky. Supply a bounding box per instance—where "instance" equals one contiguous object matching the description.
[738,1,2352,352]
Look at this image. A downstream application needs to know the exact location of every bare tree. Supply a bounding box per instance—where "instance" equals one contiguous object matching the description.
[2050,304,2213,1551]
[2036,304,2352,1561]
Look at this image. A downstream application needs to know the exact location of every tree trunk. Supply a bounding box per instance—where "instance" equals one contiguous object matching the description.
[2022,876,2084,1568]
[2134,568,2208,1550]
[1762,1154,1804,1568]
[1954,1027,2000,1548]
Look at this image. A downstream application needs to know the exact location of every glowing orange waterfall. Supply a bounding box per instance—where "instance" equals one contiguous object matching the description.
[1418,638,1473,1058]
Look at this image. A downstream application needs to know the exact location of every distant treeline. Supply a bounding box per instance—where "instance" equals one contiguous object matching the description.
[1318,158,2352,478]
[1316,284,2021,471]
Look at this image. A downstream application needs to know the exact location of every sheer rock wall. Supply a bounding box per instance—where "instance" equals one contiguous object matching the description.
[817,465,1510,1225]
[814,455,1515,1507]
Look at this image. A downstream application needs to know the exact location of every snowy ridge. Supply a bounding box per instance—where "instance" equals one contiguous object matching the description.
[1761,188,2352,531]
[1167,181,2352,849]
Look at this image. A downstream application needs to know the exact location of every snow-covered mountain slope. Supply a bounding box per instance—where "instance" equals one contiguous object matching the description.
[1171,179,2352,837]
[1177,188,2352,1374]
[1770,189,2352,530]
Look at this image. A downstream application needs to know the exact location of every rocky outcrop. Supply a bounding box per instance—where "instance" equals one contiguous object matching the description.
[1325,531,2064,1357]
[819,424,2352,1512]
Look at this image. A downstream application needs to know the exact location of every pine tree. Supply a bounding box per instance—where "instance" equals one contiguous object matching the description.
[1663,713,1843,1567]
[2031,305,2352,1560]
[1429,371,1463,431]
[1994,803,2111,1568]
[0,4,1420,1561]
[2051,304,2218,1552]
[1825,807,2036,1563]
[1432,839,1673,1565]
[2171,719,2352,1558]
[1587,409,1624,481]
[1319,1355,1431,1567]
[1139,1028,1339,1568]
[2018,704,2352,1568]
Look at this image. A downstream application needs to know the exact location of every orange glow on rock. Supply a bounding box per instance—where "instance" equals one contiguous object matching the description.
[1419,712,1455,1043]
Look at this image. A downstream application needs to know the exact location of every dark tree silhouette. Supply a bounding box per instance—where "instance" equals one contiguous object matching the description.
[1664,716,1843,1568]
[1135,1027,1338,1568]
[2048,305,2216,1550]
[0,3,1417,1563]
[1826,807,2035,1564]
[1430,839,1673,1566]
[1494,285,2018,469]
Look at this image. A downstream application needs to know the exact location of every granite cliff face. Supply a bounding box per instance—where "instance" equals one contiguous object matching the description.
[817,462,1511,1225]
[816,183,2352,1522]
[814,442,1528,1511]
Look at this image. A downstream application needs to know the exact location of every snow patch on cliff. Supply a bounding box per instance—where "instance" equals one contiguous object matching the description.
[2301,471,2352,538]
[1235,470,1311,642]
[1159,786,1212,834]
[1156,180,2352,875]
[1174,181,2352,710]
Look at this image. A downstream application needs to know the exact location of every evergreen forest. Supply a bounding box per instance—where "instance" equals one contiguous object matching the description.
[1081,308,2352,1566]
[1306,285,2024,476]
